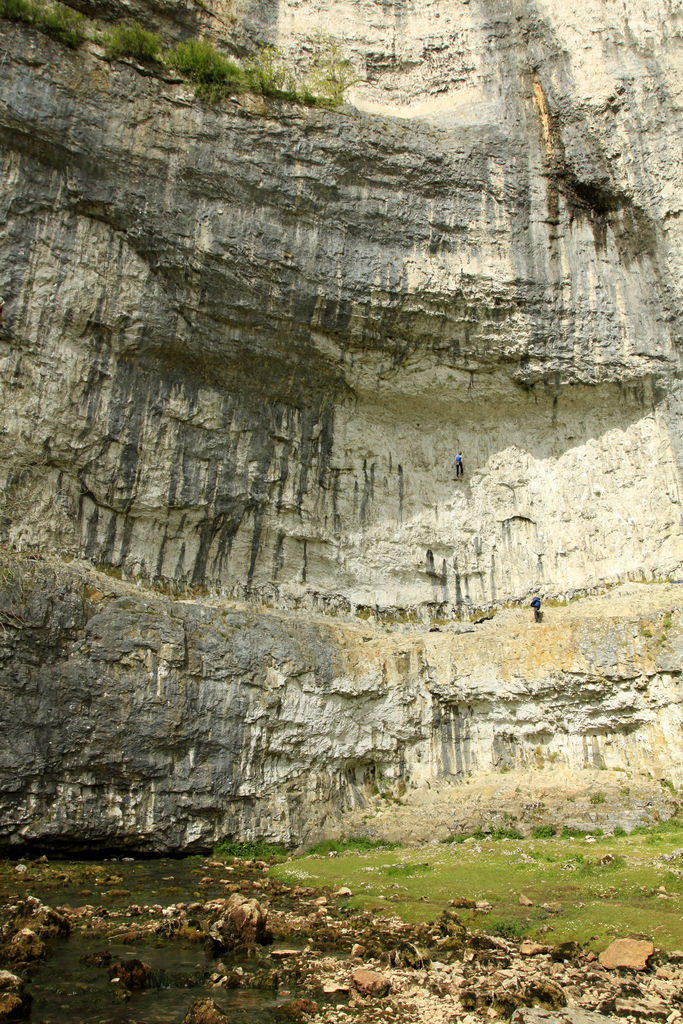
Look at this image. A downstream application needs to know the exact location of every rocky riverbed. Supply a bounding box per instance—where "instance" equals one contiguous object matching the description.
[1,852,681,1024]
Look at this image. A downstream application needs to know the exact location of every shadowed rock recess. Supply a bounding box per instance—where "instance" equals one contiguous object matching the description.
[0,0,681,850]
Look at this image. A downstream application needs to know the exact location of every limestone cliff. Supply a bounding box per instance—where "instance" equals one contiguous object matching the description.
[0,0,681,617]
[0,0,681,851]
[0,555,680,851]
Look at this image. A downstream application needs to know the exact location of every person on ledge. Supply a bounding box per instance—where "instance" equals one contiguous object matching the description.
[455,451,464,477]
[530,596,542,622]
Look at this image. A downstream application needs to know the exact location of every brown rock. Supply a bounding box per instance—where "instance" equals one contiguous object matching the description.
[8,928,46,963]
[614,997,668,1020]
[209,893,269,950]
[351,968,391,997]
[0,975,23,996]
[524,978,567,1009]
[450,897,477,909]
[22,897,70,938]
[350,943,365,958]
[274,998,318,1020]
[182,998,231,1024]
[599,938,655,971]
[79,951,112,967]
[493,990,526,1017]
[550,941,582,963]
[519,895,534,906]
[109,958,153,990]
[0,971,30,1022]
[520,942,547,956]
[0,993,27,1021]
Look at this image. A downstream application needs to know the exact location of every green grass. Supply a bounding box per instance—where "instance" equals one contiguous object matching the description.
[532,824,556,839]
[167,39,248,100]
[442,826,523,843]
[0,0,85,46]
[0,2,354,109]
[306,837,400,856]
[213,840,288,861]
[270,816,683,952]
[104,21,162,63]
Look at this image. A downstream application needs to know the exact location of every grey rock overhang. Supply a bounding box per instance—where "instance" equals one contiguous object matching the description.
[0,13,681,615]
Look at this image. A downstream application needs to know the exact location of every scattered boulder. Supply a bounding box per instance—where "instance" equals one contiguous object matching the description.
[209,893,270,951]
[182,998,231,1024]
[8,928,46,963]
[21,897,70,939]
[274,998,318,1020]
[599,938,654,971]
[350,943,365,958]
[511,1009,622,1023]
[0,974,23,995]
[322,981,350,995]
[0,971,31,1021]
[493,990,526,1018]
[550,941,582,963]
[524,979,567,1009]
[542,902,562,914]
[519,895,534,906]
[613,996,668,1020]
[0,994,29,1022]
[79,951,112,967]
[521,942,548,957]
[108,958,154,990]
[351,968,391,997]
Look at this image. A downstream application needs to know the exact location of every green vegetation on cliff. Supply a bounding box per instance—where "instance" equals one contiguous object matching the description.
[1,2,355,108]
[0,0,85,46]
[103,20,162,63]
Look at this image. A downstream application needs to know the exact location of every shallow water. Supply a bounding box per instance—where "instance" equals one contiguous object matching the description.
[1,856,295,1024]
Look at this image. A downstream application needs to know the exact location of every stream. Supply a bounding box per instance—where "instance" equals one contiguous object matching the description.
[0,854,302,1024]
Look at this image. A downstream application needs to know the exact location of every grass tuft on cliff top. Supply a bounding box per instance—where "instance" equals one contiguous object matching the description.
[1,0,85,47]
[270,816,683,952]
[167,38,248,100]
[103,21,163,64]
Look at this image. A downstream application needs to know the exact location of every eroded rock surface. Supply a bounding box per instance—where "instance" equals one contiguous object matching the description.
[0,556,680,850]
[0,0,681,620]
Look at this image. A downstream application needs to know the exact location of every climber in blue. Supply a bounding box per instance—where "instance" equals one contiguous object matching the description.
[455,452,464,477]
[530,596,542,622]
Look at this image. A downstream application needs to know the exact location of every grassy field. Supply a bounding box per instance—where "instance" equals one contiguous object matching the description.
[270,821,683,952]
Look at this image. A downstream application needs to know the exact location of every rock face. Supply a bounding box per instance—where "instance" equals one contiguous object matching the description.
[0,0,681,849]
[0,1,681,620]
[0,556,680,850]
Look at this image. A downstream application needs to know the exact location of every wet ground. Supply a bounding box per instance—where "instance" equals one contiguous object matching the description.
[1,849,682,1024]
[0,854,297,1023]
